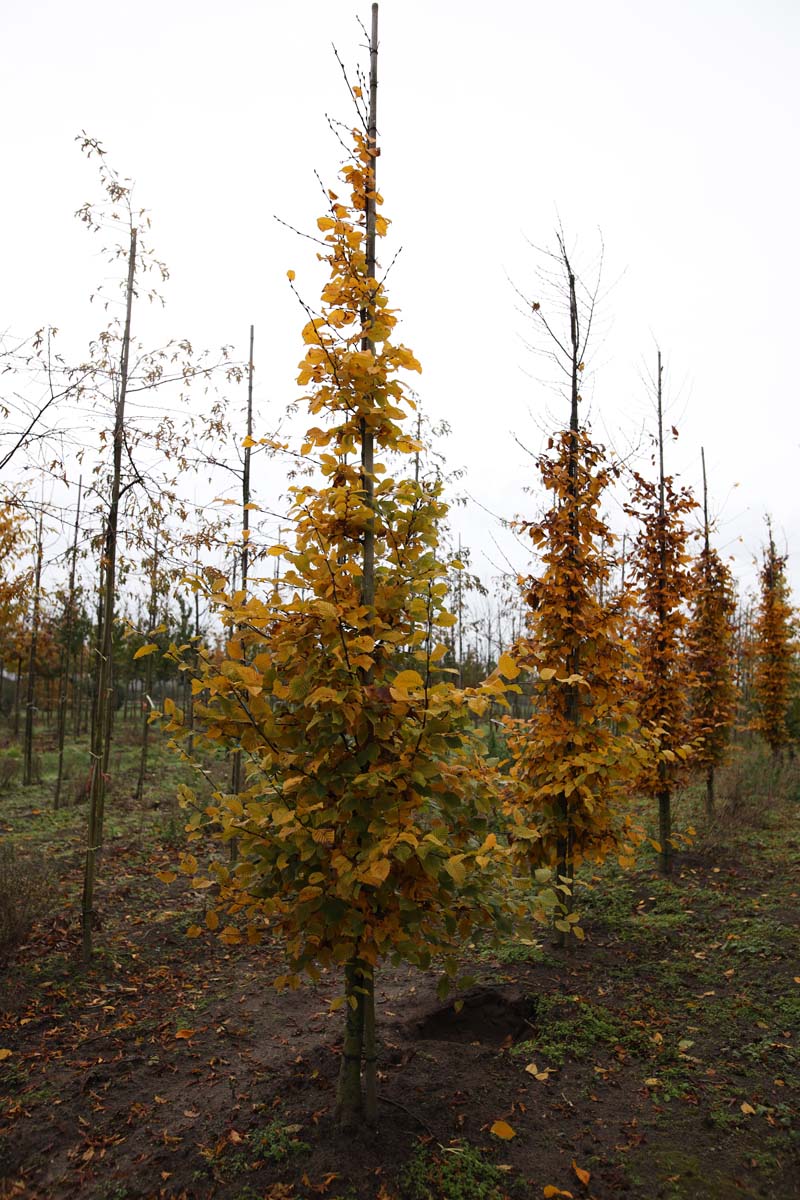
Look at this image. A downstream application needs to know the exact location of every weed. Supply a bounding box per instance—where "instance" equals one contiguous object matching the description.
[0,842,55,960]
[397,1141,511,1200]
[510,994,649,1066]
[247,1118,310,1164]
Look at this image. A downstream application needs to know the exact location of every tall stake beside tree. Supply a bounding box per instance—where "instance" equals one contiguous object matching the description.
[505,237,643,937]
[686,449,737,817]
[753,517,795,762]
[164,6,522,1131]
[229,325,255,816]
[627,353,697,874]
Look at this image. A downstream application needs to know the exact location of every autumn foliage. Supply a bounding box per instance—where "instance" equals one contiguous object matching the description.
[504,430,643,921]
[753,522,795,759]
[686,535,738,813]
[164,118,521,1128]
[627,464,697,872]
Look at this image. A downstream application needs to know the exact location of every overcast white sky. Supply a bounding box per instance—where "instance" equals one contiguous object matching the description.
[2,0,798,602]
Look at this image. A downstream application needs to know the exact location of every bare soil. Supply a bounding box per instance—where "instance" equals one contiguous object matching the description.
[0,747,798,1200]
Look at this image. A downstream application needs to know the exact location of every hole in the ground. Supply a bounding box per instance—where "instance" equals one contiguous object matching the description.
[409,987,538,1047]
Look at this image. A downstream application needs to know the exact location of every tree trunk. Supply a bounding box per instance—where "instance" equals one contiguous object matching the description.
[336,955,367,1131]
[229,324,255,855]
[82,225,137,964]
[655,351,672,876]
[55,478,82,809]
[337,2,381,1128]
[135,537,160,803]
[23,513,44,786]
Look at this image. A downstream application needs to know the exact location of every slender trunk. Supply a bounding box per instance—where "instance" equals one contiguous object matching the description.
[556,249,580,941]
[187,557,200,758]
[55,478,82,809]
[336,954,367,1130]
[655,351,672,875]
[362,967,377,1127]
[82,226,137,963]
[13,655,22,739]
[135,536,159,803]
[336,4,380,1130]
[23,513,44,786]
[700,448,714,818]
[75,642,85,737]
[229,324,255,853]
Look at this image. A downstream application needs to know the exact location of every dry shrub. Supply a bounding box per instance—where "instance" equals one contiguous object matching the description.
[0,751,20,790]
[707,743,800,839]
[0,843,55,960]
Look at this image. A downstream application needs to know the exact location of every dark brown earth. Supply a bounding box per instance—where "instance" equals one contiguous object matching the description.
[0,753,798,1200]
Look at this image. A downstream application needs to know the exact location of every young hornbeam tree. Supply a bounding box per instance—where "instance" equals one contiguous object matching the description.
[627,352,697,875]
[74,138,236,961]
[164,6,521,1132]
[504,237,643,938]
[81,207,137,963]
[0,499,29,704]
[686,449,737,817]
[753,517,795,762]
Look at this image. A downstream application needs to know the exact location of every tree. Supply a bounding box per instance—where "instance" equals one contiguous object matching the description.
[0,499,29,680]
[686,449,737,817]
[504,238,642,935]
[627,353,696,875]
[165,5,516,1132]
[753,517,795,761]
[73,136,236,960]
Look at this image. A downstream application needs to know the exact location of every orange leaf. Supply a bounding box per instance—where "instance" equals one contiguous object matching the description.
[490,1120,516,1140]
[572,1160,590,1186]
[175,1028,196,1040]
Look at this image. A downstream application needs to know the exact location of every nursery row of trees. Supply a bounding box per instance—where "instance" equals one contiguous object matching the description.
[1,3,796,1132]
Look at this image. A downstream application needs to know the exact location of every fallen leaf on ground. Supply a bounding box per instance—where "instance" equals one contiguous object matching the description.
[490,1120,516,1140]
[572,1160,590,1185]
[525,1062,552,1081]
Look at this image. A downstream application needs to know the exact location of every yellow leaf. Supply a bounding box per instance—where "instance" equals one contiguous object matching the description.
[242,435,256,449]
[498,651,520,680]
[572,1160,590,1186]
[219,925,243,945]
[156,870,176,884]
[444,856,466,885]
[525,1063,551,1081]
[543,1188,573,1199]
[185,925,202,939]
[644,1077,661,1087]
[286,269,296,282]
[360,858,391,886]
[539,667,557,681]
[392,669,424,690]
[490,1120,516,1140]
[175,1028,196,1039]
[740,1102,755,1115]
[0,1049,12,1061]
[206,910,219,931]
[133,643,159,660]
